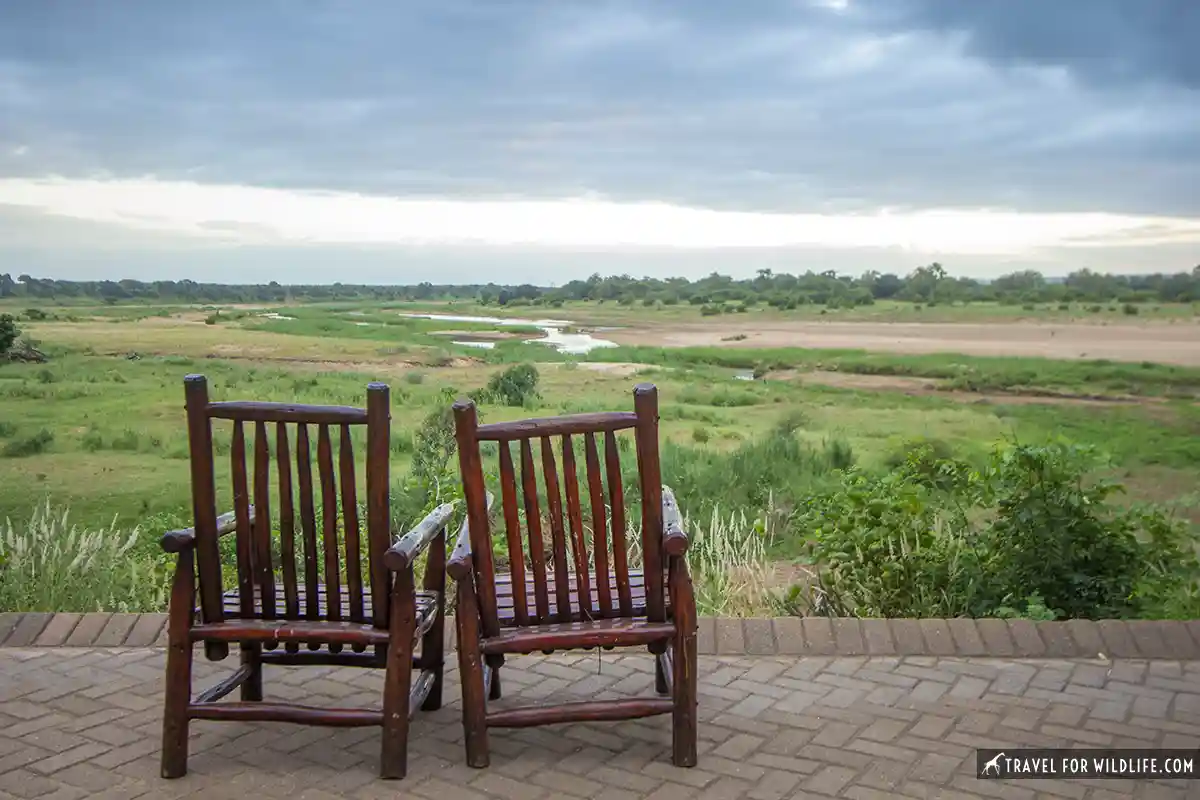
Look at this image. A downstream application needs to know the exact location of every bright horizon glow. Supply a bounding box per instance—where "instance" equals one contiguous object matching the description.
[2,176,1199,256]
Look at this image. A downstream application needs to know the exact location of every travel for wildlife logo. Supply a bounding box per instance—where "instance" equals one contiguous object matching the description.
[976,749,1199,780]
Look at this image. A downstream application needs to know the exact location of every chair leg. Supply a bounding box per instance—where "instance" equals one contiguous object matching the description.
[382,574,417,780]
[671,633,698,768]
[654,655,669,695]
[161,553,195,779]
[489,666,502,700]
[240,643,263,701]
[456,582,490,768]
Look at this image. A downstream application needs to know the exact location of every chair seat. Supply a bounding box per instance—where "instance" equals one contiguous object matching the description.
[494,569,669,626]
[201,584,440,639]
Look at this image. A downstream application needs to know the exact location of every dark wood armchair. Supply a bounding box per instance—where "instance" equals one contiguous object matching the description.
[448,383,698,768]
[160,375,451,780]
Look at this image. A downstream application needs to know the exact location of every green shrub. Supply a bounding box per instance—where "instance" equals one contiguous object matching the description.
[403,371,425,385]
[1123,303,1139,315]
[483,363,540,407]
[3,429,53,458]
[796,442,1200,620]
[0,421,16,438]
[773,409,809,437]
[24,308,47,321]
[691,426,711,444]
[0,314,18,355]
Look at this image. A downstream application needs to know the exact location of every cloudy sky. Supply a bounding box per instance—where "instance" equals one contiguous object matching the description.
[1,0,1198,284]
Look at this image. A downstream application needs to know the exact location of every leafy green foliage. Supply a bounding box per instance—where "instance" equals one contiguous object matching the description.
[798,443,1200,620]
[482,363,540,407]
[0,314,18,355]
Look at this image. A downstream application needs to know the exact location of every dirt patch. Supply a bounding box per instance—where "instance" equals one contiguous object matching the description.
[781,370,1175,408]
[608,319,1200,366]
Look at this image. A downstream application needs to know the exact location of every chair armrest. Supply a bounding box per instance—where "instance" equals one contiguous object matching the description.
[384,502,456,572]
[160,507,255,553]
[447,492,494,581]
[662,486,688,557]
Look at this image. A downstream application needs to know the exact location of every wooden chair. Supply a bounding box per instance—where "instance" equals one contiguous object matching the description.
[159,374,452,780]
[448,383,698,768]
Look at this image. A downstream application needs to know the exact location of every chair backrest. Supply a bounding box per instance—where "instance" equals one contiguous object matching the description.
[183,374,392,631]
[454,383,665,639]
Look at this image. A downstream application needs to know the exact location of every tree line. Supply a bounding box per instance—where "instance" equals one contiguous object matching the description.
[2,264,1198,309]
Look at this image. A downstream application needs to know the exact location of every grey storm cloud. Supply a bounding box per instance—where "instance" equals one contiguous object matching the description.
[0,0,1197,282]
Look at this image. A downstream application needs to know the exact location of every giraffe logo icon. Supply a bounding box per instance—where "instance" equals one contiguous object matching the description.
[982,752,1006,777]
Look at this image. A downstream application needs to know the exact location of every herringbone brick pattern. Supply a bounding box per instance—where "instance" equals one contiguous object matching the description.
[0,648,1196,799]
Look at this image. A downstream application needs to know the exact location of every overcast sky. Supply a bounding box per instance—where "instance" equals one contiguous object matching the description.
[1,0,1198,284]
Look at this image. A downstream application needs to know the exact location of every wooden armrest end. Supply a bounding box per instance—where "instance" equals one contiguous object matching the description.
[662,486,688,557]
[160,507,255,553]
[447,492,494,581]
[384,502,456,572]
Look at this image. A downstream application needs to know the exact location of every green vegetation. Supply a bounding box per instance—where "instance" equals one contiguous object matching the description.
[1,285,1197,618]
[797,443,1199,621]
[4,263,1199,309]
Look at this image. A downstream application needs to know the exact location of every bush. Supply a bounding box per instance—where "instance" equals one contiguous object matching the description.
[0,421,16,438]
[796,442,1200,620]
[0,503,168,612]
[0,314,18,354]
[403,371,425,385]
[483,364,540,407]
[24,308,47,321]
[691,426,711,444]
[3,429,53,457]
[1123,303,1139,316]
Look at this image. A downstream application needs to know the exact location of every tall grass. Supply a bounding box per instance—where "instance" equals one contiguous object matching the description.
[0,502,168,612]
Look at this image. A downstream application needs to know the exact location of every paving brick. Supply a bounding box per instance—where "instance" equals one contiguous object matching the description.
[0,613,21,646]
[1007,619,1046,657]
[859,619,894,656]
[33,615,81,648]
[697,617,717,655]
[801,618,835,656]
[64,614,111,647]
[888,620,926,655]
[944,619,984,656]
[742,618,775,655]
[772,617,804,656]
[714,619,745,655]
[92,615,139,648]
[1126,621,1171,659]
[917,619,955,656]
[1036,621,1078,658]
[121,615,166,649]
[832,618,865,656]
[1064,619,1105,658]
[1096,622,1145,662]
[5,614,52,648]
[975,619,1014,656]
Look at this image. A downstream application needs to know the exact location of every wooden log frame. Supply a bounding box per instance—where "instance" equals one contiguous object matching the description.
[449,384,699,769]
[160,375,454,782]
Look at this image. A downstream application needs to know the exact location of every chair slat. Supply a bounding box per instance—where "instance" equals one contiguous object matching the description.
[497,443,528,625]
[230,421,256,618]
[339,425,365,623]
[584,433,612,617]
[317,425,342,624]
[604,430,633,617]
[560,435,592,621]
[276,423,300,653]
[365,385,391,631]
[634,386,665,623]
[296,423,320,621]
[519,439,550,622]
[539,437,572,623]
[252,422,276,626]
[184,376,224,636]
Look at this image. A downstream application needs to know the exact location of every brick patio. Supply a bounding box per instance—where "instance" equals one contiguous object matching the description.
[1,645,1197,799]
